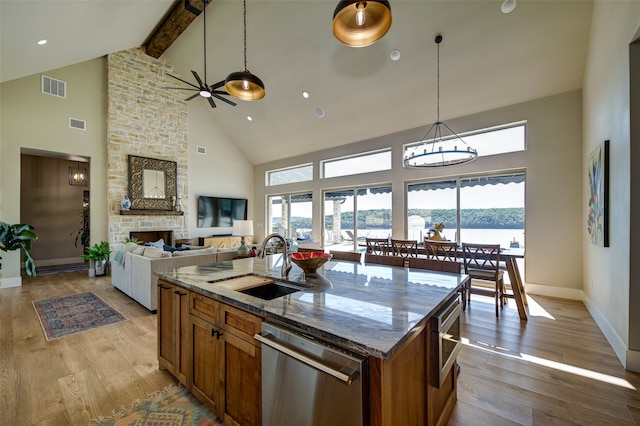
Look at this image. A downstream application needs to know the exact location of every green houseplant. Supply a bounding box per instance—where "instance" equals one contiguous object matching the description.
[71,204,90,254]
[0,222,38,277]
[81,241,111,276]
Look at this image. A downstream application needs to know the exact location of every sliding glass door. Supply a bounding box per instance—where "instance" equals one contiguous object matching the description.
[323,185,392,252]
[406,173,525,248]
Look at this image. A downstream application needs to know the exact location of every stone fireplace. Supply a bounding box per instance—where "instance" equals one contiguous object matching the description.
[106,48,189,251]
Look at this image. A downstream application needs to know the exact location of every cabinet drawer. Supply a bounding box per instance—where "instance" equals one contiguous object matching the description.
[219,304,262,344]
[190,292,219,323]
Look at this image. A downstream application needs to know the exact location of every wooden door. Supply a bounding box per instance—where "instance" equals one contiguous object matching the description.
[220,331,261,426]
[190,315,221,415]
[174,285,190,385]
[157,281,176,373]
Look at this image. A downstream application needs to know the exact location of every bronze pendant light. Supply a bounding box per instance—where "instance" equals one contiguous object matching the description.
[225,0,265,101]
[332,1,392,47]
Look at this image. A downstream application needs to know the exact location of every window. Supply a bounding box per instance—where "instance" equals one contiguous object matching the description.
[321,149,391,179]
[267,193,313,242]
[403,122,526,165]
[323,185,392,252]
[406,173,525,248]
[266,164,313,186]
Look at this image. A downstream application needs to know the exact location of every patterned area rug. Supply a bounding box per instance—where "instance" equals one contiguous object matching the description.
[89,384,221,426]
[33,292,128,341]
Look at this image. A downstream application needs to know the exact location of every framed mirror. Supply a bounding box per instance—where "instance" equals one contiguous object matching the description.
[128,155,177,210]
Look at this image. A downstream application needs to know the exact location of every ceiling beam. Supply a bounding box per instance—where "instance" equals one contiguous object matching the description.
[143,0,209,59]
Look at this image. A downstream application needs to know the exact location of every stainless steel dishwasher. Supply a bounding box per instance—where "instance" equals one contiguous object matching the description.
[255,322,367,426]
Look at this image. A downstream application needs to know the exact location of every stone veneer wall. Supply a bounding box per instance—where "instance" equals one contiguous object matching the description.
[107,48,188,250]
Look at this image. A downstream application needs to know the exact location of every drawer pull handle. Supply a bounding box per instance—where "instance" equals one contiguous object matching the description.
[174,291,187,296]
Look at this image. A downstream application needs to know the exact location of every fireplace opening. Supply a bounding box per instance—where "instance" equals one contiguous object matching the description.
[129,230,174,246]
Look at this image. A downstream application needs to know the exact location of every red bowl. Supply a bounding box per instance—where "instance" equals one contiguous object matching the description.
[290,252,332,273]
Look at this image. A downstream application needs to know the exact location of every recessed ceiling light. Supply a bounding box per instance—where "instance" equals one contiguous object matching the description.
[37,39,47,45]
[302,91,310,99]
[390,49,400,61]
[314,107,325,118]
[247,116,253,121]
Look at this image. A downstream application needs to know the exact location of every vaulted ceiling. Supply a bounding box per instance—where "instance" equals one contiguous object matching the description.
[0,0,594,165]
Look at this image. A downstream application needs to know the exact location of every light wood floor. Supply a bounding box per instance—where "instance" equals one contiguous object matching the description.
[1,272,639,425]
[0,271,176,425]
[451,294,640,425]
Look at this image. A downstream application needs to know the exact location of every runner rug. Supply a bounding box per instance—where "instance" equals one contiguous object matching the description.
[33,291,127,341]
[89,384,220,425]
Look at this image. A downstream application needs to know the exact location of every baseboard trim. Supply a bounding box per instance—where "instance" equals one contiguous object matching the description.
[583,294,629,370]
[0,276,22,288]
[524,283,584,300]
[626,349,640,373]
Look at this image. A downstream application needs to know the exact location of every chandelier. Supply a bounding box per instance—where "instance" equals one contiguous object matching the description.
[404,35,478,168]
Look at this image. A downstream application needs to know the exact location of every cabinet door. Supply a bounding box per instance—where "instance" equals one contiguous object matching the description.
[220,332,261,426]
[157,281,176,372]
[174,286,190,385]
[190,315,221,415]
[157,280,190,385]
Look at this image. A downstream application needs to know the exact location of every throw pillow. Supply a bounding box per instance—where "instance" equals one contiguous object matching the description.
[145,239,165,250]
[132,246,146,255]
[143,247,171,259]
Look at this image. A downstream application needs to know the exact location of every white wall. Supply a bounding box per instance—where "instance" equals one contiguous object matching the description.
[187,101,254,240]
[0,58,108,287]
[582,2,640,372]
[254,90,584,298]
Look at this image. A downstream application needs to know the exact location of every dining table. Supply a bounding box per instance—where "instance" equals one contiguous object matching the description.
[361,241,528,320]
[497,247,527,320]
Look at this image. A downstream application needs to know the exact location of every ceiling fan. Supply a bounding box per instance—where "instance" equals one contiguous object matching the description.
[166,0,236,109]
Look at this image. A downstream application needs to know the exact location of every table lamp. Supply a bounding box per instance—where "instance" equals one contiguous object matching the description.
[232,220,253,258]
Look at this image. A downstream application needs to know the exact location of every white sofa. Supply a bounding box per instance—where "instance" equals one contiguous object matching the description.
[111,244,236,311]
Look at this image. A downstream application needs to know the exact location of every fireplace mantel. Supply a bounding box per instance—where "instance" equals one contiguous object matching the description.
[120,209,184,216]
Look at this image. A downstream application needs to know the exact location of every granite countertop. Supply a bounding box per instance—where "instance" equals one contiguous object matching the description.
[156,254,468,359]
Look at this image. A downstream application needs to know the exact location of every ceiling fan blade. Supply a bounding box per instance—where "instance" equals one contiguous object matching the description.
[209,80,225,90]
[207,97,217,109]
[185,93,200,101]
[191,70,205,88]
[212,93,237,107]
[167,74,199,89]
[165,87,198,91]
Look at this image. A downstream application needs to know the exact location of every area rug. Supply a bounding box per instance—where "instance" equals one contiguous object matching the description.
[89,384,221,426]
[33,291,128,341]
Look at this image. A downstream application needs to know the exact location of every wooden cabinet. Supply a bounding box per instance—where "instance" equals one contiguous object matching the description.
[157,281,190,385]
[190,315,221,412]
[218,304,262,426]
[159,282,261,424]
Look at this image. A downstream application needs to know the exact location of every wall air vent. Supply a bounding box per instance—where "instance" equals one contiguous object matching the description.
[41,75,66,98]
[197,146,207,155]
[69,118,86,130]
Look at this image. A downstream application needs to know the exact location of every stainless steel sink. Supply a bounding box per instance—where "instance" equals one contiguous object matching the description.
[239,282,301,300]
[208,274,304,300]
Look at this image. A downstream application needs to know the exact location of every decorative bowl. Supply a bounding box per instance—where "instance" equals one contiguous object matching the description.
[290,252,332,273]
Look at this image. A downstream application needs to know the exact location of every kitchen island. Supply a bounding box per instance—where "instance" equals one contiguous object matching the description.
[156,254,468,426]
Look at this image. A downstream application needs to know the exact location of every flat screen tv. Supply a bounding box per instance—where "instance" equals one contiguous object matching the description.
[197,196,248,228]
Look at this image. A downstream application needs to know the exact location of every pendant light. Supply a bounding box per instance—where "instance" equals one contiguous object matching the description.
[404,35,478,168]
[69,161,87,186]
[332,1,392,47]
[225,0,265,101]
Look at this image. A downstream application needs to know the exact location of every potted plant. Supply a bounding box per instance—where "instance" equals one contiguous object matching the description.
[0,222,38,277]
[81,241,111,277]
[71,204,90,254]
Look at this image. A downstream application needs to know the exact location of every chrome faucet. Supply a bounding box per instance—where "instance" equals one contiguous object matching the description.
[259,233,292,278]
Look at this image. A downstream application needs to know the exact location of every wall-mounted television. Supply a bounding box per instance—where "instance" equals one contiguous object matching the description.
[197,196,248,228]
